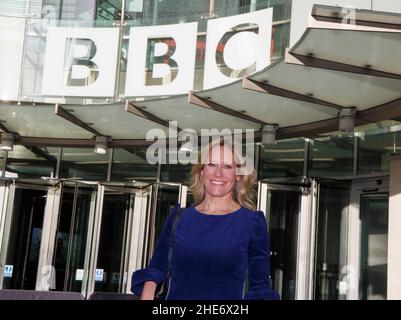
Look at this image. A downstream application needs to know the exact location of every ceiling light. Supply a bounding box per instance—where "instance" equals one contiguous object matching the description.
[94,136,109,155]
[0,133,15,152]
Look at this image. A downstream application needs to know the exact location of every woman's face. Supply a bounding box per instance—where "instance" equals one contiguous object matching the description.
[201,144,240,199]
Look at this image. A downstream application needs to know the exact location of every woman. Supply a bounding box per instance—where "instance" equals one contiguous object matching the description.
[131,138,279,300]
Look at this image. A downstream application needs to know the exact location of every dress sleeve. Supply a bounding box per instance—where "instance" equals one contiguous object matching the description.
[244,211,280,300]
[131,203,180,297]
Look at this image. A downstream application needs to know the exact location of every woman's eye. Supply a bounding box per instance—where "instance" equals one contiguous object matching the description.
[207,163,216,167]
[223,164,233,169]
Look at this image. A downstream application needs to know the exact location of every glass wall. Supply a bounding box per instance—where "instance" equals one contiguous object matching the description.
[5,145,59,179]
[308,135,354,178]
[258,138,305,179]
[358,128,401,175]
[59,147,109,181]
[111,148,157,181]
[0,121,400,182]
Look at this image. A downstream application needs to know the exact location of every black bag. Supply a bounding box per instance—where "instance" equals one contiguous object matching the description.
[155,207,184,300]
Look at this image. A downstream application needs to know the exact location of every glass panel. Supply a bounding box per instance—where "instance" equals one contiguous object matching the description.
[359,193,388,300]
[2,188,47,289]
[52,183,97,292]
[272,22,291,60]
[358,130,401,175]
[160,164,192,183]
[5,145,59,179]
[259,138,305,179]
[314,180,350,300]
[111,148,157,181]
[0,0,123,20]
[154,184,179,241]
[0,151,6,177]
[0,0,35,16]
[20,18,116,105]
[60,147,109,181]
[308,135,354,178]
[95,190,132,292]
[268,189,299,300]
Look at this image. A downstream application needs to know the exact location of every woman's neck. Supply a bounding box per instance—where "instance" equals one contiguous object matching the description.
[196,195,240,214]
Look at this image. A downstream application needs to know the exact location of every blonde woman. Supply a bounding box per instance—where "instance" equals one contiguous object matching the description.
[131,138,279,300]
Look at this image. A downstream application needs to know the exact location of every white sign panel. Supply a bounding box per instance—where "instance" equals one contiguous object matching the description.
[75,268,84,281]
[0,17,25,100]
[125,22,198,97]
[4,265,13,278]
[203,8,273,90]
[95,268,104,282]
[41,27,119,97]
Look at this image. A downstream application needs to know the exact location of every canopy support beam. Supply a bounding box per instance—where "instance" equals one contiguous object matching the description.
[188,92,267,126]
[243,78,343,110]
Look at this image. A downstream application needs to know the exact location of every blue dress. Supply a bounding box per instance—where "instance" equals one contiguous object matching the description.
[131,204,279,300]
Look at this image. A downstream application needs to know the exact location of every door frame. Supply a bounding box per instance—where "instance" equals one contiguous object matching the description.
[86,184,152,296]
[257,178,319,300]
[346,176,389,300]
[0,180,61,290]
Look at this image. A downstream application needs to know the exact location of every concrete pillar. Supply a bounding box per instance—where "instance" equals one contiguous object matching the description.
[388,154,401,299]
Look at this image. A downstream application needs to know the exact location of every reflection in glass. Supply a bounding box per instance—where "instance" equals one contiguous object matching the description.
[268,189,299,300]
[308,135,354,178]
[154,184,179,242]
[360,194,388,300]
[60,147,108,181]
[160,164,192,183]
[358,130,401,175]
[5,145,59,179]
[111,148,157,181]
[95,191,132,292]
[259,138,305,179]
[314,181,349,300]
[2,188,47,289]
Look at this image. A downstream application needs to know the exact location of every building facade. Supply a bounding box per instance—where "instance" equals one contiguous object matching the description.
[0,0,400,300]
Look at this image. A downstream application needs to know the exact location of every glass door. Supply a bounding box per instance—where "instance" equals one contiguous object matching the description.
[258,178,318,300]
[93,187,133,293]
[359,193,389,300]
[86,184,152,296]
[50,181,97,294]
[0,183,48,289]
[314,179,350,300]
[347,177,389,300]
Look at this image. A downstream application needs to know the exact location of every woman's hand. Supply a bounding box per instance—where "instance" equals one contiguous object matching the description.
[141,281,157,300]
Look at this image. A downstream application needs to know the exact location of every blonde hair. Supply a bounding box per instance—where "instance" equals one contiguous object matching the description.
[190,137,257,210]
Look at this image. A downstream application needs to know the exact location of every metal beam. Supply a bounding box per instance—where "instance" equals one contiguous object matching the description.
[286,51,401,80]
[276,117,339,140]
[242,78,343,110]
[358,97,401,122]
[312,4,401,30]
[188,92,267,126]
[25,146,58,162]
[0,121,10,133]
[54,104,102,136]
[17,136,153,148]
[125,101,180,130]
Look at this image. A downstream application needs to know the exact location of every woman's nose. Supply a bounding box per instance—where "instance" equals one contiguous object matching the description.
[214,165,223,176]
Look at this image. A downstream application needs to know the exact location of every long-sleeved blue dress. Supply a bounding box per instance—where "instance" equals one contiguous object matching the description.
[131,204,279,300]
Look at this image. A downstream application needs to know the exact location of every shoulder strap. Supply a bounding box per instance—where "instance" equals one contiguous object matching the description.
[166,207,184,278]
